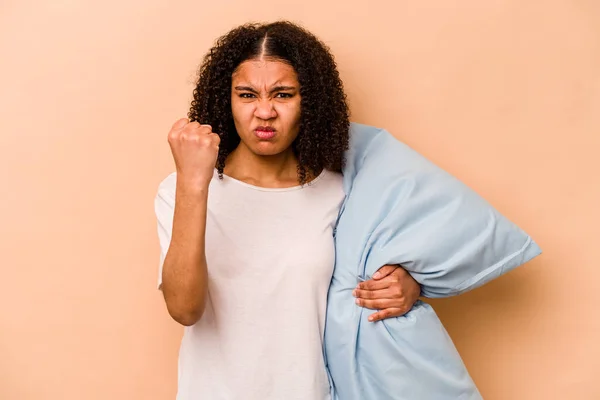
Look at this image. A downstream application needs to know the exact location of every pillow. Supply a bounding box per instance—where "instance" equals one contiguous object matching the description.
[324,122,541,399]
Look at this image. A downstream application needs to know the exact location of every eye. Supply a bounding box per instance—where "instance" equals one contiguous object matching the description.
[239,93,256,99]
[275,92,293,98]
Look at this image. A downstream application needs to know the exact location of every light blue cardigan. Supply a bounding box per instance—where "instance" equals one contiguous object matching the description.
[325,123,541,399]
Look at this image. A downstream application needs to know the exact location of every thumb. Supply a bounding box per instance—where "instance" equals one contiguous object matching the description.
[372,265,398,280]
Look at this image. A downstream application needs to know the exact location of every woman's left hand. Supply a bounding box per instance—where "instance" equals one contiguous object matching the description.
[352,265,421,322]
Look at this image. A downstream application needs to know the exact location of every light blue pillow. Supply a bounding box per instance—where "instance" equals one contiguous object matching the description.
[324,122,541,399]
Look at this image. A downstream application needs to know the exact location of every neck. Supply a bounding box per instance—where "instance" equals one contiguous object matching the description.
[224,143,300,188]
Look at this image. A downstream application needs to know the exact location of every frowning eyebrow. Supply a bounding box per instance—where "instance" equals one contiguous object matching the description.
[234,85,297,93]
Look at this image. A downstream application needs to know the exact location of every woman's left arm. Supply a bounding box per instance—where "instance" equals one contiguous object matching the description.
[353,265,421,322]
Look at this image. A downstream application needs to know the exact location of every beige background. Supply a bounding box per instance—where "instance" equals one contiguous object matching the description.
[1,0,599,399]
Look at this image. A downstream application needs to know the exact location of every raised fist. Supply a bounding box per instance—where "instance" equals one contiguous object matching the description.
[167,118,220,189]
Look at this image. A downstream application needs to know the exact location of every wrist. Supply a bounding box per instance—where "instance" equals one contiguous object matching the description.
[176,178,210,198]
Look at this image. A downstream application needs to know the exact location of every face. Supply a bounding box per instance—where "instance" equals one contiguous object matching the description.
[231,58,301,156]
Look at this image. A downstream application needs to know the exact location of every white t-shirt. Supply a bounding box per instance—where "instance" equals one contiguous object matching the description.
[154,169,344,400]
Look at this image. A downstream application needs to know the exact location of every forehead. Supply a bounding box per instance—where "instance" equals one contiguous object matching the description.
[232,59,298,85]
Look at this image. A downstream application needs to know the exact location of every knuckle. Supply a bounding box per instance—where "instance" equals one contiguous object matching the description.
[181,124,198,135]
[189,133,205,143]
[181,133,194,142]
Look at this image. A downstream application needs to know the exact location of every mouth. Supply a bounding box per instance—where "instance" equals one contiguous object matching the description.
[254,126,276,140]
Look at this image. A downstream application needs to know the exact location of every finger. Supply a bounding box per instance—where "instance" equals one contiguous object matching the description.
[183,121,201,131]
[352,288,393,300]
[356,278,393,291]
[372,265,398,280]
[182,123,214,139]
[209,132,221,146]
[171,118,189,131]
[193,124,214,136]
[368,307,407,322]
[391,267,409,278]
[355,298,399,310]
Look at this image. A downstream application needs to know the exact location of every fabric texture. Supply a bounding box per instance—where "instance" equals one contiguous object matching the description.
[155,169,345,400]
[324,122,542,399]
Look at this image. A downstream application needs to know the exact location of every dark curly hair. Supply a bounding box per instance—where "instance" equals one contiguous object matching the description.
[188,21,350,184]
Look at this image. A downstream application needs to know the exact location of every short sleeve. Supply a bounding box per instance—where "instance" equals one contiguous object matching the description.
[154,173,177,289]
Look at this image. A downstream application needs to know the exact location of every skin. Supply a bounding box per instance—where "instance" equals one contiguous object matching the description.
[225,58,305,187]
[160,58,420,326]
[354,265,421,322]
[160,119,218,326]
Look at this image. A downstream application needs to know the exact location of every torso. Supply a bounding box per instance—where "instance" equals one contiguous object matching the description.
[160,169,344,400]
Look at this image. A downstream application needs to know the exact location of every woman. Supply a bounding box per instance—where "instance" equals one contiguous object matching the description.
[154,21,421,399]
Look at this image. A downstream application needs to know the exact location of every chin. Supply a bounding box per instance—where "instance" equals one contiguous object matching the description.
[246,139,289,156]
[252,145,287,156]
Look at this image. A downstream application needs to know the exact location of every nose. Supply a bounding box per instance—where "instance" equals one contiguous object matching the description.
[254,98,277,120]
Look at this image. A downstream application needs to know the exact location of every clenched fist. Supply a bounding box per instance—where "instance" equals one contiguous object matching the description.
[167,118,220,190]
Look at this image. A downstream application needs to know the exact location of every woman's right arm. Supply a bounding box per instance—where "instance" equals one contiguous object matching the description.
[159,118,221,326]
[161,184,210,326]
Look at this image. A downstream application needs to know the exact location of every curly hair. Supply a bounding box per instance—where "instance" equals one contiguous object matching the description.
[188,21,350,184]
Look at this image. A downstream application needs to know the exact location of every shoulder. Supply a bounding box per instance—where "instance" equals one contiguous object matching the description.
[318,169,343,186]
[156,172,177,195]
[158,172,177,191]
[306,169,344,197]
[154,172,177,209]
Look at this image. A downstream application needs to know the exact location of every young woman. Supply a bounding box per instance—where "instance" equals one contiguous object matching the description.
[154,21,421,399]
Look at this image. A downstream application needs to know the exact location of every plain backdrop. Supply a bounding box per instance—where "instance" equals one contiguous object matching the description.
[1,0,599,399]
